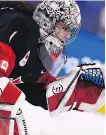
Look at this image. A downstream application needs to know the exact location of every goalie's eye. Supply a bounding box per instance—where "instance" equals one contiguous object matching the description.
[62,26,70,32]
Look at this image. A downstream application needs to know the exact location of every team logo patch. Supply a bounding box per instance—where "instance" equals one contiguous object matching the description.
[52,84,63,94]
[0,60,8,72]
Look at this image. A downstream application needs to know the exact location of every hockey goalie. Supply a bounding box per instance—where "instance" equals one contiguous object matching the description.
[0,0,105,135]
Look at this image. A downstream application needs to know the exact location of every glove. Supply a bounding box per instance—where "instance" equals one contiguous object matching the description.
[46,63,105,116]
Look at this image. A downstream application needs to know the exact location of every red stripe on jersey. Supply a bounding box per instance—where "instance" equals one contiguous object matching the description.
[36,72,56,88]
[0,42,16,76]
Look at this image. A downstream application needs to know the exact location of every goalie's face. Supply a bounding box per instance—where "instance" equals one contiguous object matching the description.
[55,22,70,42]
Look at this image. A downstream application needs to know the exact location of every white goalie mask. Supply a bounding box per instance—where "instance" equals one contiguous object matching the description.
[33,0,81,77]
[33,0,81,44]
